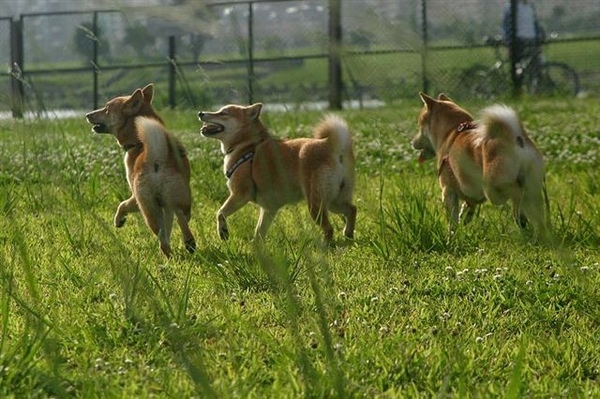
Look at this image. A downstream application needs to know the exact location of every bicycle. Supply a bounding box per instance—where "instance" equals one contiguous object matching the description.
[455,35,580,100]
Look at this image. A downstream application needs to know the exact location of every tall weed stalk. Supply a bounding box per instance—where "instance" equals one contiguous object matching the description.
[255,239,346,398]
[91,209,219,397]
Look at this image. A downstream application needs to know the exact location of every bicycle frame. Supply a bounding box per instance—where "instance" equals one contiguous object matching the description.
[454,36,579,99]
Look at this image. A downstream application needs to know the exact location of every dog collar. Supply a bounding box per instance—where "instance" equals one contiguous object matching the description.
[457,121,477,132]
[438,121,477,176]
[122,142,143,152]
[226,150,254,179]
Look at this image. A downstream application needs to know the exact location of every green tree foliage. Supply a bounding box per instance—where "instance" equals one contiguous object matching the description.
[349,29,373,50]
[188,7,214,62]
[124,21,154,58]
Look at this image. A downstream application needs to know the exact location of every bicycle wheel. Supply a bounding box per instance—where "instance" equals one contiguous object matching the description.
[455,64,510,100]
[530,62,580,97]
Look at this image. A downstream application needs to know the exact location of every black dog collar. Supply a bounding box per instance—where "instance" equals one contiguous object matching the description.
[122,142,143,152]
[226,151,254,179]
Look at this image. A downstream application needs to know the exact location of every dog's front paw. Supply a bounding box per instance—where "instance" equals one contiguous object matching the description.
[217,214,229,240]
[114,214,126,228]
[218,225,229,240]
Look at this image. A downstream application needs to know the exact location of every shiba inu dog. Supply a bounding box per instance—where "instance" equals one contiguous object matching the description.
[198,103,356,243]
[412,92,547,239]
[85,84,196,257]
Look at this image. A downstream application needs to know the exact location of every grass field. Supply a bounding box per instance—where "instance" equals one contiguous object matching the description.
[1,97,599,398]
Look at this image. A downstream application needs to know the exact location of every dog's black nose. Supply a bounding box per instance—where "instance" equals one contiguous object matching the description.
[198,111,204,119]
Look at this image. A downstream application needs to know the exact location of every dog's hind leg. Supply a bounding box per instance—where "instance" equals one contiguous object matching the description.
[114,196,138,227]
[459,202,478,225]
[160,208,175,255]
[176,207,196,253]
[514,207,529,229]
[343,204,357,239]
[331,202,357,239]
[254,207,278,240]
[486,182,529,228]
[520,187,548,241]
[442,188,460,229]
[308,199,334,243]
[138,200,171,257]
[505,184,529,229]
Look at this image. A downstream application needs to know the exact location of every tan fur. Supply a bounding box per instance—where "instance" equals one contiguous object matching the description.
[85,84,196,257]
[411,92,547,240]
[198,103,356,243]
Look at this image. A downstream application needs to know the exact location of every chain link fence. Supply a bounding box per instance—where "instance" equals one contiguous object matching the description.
[1,0,598,117]
[0,17,13,112]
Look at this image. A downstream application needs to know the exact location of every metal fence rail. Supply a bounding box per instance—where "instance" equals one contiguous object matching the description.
[2,0,599,118]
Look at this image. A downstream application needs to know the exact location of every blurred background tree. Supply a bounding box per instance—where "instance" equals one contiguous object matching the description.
[124,21,154,58]
[73,21,110,62]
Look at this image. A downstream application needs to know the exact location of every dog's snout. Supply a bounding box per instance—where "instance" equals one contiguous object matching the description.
[198,111,204,119]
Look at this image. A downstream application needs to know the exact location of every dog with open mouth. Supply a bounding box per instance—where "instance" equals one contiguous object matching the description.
[199,103,356,244]
[412,92,547,240]
[85,84,196,257]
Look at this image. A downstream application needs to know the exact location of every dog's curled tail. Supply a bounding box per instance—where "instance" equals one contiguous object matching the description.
[135,116,169,161]
[478,105,524,145]
[314,114,352,156]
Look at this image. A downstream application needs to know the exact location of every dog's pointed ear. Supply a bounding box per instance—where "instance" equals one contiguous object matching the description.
[438,93,451,101]
[248,103,263,120]
[124,89,144,116]
[141,84,154,103]
[419,92,437,109]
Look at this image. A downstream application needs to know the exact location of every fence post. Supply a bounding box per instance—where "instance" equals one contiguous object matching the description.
[92,11,99,109]
[508,0,522,97]
[10,18,24,119]
[328,0,342,110]
[420,0,429,94]
[168,36,176,109]
[247,2,254,104]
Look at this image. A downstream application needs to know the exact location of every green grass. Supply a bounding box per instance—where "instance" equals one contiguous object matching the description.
[1,97,600,397]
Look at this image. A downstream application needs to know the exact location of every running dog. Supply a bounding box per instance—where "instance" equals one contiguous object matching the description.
[198,103,356,243]
[86,84,196,257]
[411,92,547,239]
